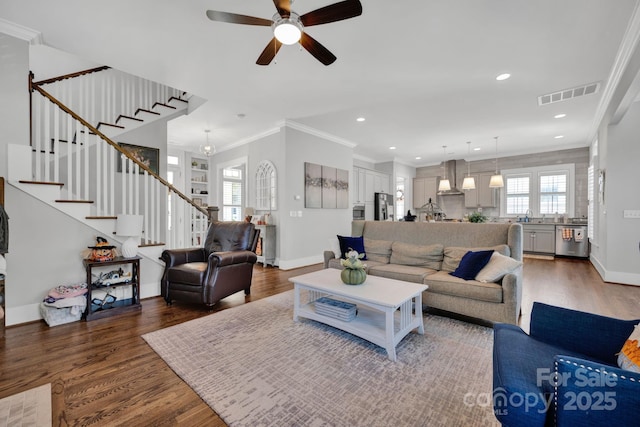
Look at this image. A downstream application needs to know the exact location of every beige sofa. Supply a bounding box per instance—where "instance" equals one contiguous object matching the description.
[324,220,523,324]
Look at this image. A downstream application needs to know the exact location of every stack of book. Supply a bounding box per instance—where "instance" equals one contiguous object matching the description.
[315,297,357,321]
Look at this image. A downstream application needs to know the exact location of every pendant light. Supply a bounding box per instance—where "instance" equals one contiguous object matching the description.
[200,129,216,157]
[438,145,451,192]
[489,136,504,188]
[462,141,476,190]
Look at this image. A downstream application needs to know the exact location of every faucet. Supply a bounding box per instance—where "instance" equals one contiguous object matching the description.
[524,209,532,222]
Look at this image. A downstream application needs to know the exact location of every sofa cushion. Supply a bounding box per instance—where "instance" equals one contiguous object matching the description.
[368,264,437,284]
[449,250,494,280]
[337,235,367,260]
[442,244,510,272]
[617,324,640,372]
[167,262,207,286]
[390,242,444,269]
[476,252,523,283]
[424,271,503,303]
[364,238,392,264]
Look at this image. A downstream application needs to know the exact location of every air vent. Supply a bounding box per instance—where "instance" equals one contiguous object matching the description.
[538,82,600,106]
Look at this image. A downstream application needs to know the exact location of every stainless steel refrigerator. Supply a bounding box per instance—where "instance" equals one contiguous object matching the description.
[374,192,394,221]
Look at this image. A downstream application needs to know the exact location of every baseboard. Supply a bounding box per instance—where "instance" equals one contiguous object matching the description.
[278,255,323,270]
[5,302,41,326]
[590,254,640,286]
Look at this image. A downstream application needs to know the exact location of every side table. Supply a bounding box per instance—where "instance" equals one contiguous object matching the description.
[83,256,141,321]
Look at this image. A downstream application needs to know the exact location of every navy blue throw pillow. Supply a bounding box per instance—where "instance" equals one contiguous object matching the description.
[336,235,367,260]
[450,250,494,280]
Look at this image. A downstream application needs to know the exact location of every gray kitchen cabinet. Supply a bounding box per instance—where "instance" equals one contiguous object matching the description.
[413,177,438,209]
[523,224,556,254]
[464,173,497,208]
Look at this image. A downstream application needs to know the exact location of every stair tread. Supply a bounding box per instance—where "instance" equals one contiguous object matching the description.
[168,96,188,104]
[152,102,176,110]
[116,115,144,124]
[136,108,161,116]
[141,242,165,247]
[97,122,125,130]
[55,199,94,204]
[19,180,64,187]
[86,216,117,220]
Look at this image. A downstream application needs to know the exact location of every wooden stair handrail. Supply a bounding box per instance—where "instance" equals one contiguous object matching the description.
[31,66,111,86]
[0,177,4,207]
[31,84,207,216]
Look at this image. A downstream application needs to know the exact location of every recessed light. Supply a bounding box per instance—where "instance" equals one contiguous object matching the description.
[473,147,481,151]
[389,146,396,150]
[496,73,511,81]
[356,117,365,122]
[236,113,246,119]
[415,156,422,160]
[554,113,566,119]
[554,135,564,139]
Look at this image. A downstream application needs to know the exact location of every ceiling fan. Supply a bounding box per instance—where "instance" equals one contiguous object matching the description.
[206,0,362,66]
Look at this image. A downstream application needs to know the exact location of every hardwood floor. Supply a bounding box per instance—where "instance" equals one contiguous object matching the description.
[0,258,639,426]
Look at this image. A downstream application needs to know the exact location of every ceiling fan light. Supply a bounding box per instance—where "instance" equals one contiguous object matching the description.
[462,176,476,190]
[274,21,302,45]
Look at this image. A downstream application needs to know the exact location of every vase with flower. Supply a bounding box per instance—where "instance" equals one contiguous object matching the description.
[340,249,367,285]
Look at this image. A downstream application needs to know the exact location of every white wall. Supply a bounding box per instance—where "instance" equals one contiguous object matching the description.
[0,33,30,177]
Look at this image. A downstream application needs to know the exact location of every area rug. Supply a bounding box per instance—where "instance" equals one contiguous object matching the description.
[143,291,499,427]
[0,383,51,426]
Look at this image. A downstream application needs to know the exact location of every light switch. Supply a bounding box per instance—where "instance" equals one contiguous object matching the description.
[623,210,640,218]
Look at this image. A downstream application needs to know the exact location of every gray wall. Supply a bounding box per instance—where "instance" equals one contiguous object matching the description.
[602,100,640,280]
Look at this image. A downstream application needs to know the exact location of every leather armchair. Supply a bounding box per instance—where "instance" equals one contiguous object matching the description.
[160,221,260,308]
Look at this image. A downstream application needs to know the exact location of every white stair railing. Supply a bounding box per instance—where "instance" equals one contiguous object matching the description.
[29,80,207,249]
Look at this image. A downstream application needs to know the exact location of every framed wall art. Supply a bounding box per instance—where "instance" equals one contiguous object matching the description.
[304,162,349,209]
[117,143,160,175]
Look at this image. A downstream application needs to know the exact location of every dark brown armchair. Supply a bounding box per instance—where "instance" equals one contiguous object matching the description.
[160,221,260,308]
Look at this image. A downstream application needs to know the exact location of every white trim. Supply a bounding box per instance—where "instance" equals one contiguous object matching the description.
[278,255,323,270]
[590,254,640,286]
[284,120,358,148]
[5,303,42,326]
[589,1,640,138]
[0,18,43,44]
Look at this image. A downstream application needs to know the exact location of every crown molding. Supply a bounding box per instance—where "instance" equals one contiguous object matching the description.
[589,1,640,137]
[0,18,43,45]
[283,120,358,148]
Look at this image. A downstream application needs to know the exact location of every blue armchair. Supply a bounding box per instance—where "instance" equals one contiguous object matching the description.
[493,302,640,426]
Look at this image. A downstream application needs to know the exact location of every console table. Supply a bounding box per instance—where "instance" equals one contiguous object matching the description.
[83,256,141,321]
[255,224,276,267]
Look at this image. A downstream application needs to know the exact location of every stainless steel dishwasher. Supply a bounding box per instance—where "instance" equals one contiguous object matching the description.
[555,224,589,257]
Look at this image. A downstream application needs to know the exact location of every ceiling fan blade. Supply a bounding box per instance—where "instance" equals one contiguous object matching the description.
[256,38,283,66]
[300,0,363,27]
[273,0,291,17]
[206,10,272,26]
[299,33,337,66]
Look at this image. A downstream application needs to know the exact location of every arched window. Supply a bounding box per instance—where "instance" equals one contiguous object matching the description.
[256,160,277,211]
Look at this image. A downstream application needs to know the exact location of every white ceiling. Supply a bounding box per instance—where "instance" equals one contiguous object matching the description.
[2,0,638,166]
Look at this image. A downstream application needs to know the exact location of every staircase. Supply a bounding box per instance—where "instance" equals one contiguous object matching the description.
[8,66,209,263]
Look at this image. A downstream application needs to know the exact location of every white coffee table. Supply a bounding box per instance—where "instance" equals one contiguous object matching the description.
[289,268,428,361]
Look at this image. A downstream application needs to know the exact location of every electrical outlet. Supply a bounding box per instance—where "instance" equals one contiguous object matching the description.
[623,210,640,218]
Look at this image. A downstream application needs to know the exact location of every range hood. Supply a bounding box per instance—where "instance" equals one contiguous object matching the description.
[437,160,464,195]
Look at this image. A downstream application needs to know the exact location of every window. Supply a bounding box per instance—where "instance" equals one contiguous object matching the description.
[167,155,179,166]
[222,166,243,221]
[505,175,530,215]
[539,173,567,214]
[500,164,575,218]
[256,160,277,211]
